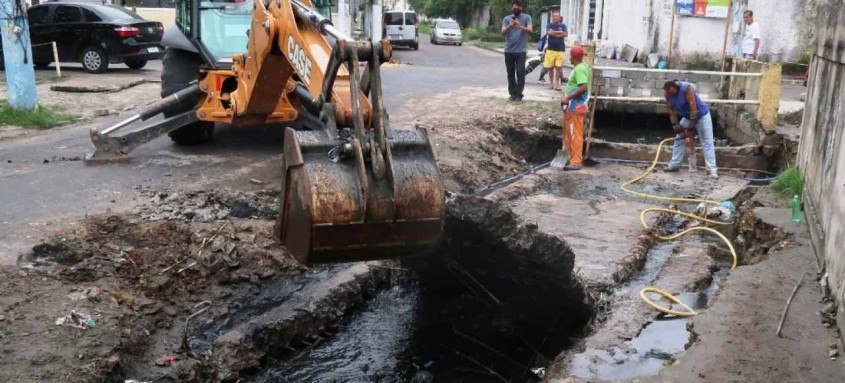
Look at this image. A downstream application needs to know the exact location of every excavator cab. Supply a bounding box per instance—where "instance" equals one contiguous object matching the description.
[86,0,445,264]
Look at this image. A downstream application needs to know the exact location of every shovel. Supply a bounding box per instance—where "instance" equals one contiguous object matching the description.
[551,105,571,168]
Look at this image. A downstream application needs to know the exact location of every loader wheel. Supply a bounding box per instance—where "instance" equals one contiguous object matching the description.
[161,48,214,145]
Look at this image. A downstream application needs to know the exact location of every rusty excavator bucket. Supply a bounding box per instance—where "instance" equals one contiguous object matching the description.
[277,38,445,263]
[278,127,444,263]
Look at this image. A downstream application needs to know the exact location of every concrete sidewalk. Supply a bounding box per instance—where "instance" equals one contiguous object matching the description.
[656,190,845,382]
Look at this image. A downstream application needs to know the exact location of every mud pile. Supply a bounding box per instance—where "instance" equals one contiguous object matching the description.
[136,189,279,222]
[12,214,302,381]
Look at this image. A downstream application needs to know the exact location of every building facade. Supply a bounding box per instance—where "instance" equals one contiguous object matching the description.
[561,0,813,63]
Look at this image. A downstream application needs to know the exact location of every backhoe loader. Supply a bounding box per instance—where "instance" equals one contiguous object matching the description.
[85,0,444,264]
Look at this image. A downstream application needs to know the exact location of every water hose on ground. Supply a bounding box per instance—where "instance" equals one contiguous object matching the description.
[623,138,738,317]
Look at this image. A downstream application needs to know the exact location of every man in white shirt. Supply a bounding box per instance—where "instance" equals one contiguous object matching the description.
[742,10,761,60]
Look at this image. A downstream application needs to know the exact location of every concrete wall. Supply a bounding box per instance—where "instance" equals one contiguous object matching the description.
[797,0,845,337]
[597,0,651,54]
[592,0,809,62]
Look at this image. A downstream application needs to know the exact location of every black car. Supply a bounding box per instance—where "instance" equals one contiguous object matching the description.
[0,3,163,73]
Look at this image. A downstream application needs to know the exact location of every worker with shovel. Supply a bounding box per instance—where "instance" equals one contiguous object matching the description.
[556,46,591,171]
[662,80,719,179]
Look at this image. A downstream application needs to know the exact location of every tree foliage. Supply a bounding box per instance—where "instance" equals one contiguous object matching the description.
[414,0,561,29]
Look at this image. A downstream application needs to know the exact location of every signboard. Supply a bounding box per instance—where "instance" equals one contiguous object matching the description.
[677,0,729,18]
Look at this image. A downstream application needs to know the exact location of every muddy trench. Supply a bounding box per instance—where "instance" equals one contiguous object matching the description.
[194,194,594,382]
[10,115,797,383]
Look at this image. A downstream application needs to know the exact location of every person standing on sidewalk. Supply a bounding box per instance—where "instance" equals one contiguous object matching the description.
[560,46,591,171]
[662,80,719,179]
[742,10,761,60]
[501,0,532,102]
[544,12,568,91]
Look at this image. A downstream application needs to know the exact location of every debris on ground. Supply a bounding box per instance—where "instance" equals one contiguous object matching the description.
[54,311,97,329]
[136,189,279,222]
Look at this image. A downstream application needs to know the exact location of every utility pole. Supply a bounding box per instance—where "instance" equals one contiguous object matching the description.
[337,0,352,37]
[370,0,382,44]
[1,0,37,110]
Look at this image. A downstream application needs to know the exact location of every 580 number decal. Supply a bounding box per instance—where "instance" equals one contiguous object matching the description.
[288,35,313,86]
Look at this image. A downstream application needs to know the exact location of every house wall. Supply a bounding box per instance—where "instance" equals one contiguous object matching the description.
[797,0,845,338]
[586,0,809,62]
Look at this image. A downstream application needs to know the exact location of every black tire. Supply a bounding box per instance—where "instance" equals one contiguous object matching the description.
[125,59,148,70]
[161,48,214,145]
[80,46,108,73]
[458,42,463,46]
[413,42,419,51]
[34,61,51,69]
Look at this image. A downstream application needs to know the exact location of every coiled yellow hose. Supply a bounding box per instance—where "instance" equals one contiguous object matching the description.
[623,138,738,317]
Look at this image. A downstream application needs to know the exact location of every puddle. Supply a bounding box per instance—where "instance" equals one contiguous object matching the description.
[569,318,690,381]
[568,231,735,381]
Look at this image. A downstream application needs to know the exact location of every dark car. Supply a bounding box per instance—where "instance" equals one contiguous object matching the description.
[0,3,163,73]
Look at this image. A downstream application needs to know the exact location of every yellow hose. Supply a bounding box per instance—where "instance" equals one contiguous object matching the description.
[622,138,738,317]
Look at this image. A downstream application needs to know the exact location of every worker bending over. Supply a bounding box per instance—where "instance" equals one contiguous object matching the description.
[662,80,719,179]
[560,46,591,171]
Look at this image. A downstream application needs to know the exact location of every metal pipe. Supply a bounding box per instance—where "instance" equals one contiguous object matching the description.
[594,96,759,104]
[291,0,353,41]
[668,0,677,57]
[720,0,734,71]
[592,66,763,77]
[100,115,142,135]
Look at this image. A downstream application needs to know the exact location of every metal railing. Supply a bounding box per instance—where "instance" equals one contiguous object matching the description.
[590,66,764,105]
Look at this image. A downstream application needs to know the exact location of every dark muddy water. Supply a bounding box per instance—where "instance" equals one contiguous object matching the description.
[592,111,731,146]
[252,283,420,382]
[251,278,548,383]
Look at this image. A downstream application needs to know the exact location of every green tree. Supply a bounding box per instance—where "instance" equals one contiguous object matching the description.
[408,0,426,13]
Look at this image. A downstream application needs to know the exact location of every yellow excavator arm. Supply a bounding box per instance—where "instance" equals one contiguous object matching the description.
[86,0,444,264]
[196,0,368,129]
[199,0,445,263]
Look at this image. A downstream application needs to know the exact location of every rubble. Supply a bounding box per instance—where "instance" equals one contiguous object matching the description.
[136,189,279,222]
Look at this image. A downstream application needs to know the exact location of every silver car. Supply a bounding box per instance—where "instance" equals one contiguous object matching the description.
[430,19,463,46]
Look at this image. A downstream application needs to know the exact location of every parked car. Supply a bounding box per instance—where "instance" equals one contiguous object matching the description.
[430,19,462,46]
[0,3,163,73]
[383,10,419,50]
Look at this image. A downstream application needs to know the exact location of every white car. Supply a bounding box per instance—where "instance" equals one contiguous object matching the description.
[384,10,419,50]
[431,19,462,46]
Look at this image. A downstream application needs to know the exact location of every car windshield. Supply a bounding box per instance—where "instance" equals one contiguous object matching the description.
[438,21,459,30]
[199,0,252,61]
[95,5,143,21]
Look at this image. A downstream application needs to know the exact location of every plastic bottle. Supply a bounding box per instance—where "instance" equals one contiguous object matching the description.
[791,195,802,223]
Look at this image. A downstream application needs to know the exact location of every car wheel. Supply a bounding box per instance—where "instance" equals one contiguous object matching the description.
[161,47,214,145]
[413,43,419,51]
[124,59,148,70]
[81,46,108,73]
[458,42,463,46]
[34,61,51,69]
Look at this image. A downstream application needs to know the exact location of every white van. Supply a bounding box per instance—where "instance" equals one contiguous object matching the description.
[384,10,418,50]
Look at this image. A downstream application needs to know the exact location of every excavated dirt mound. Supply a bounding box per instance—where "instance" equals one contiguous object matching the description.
[2,211,302,382]
[136,189,280,222]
